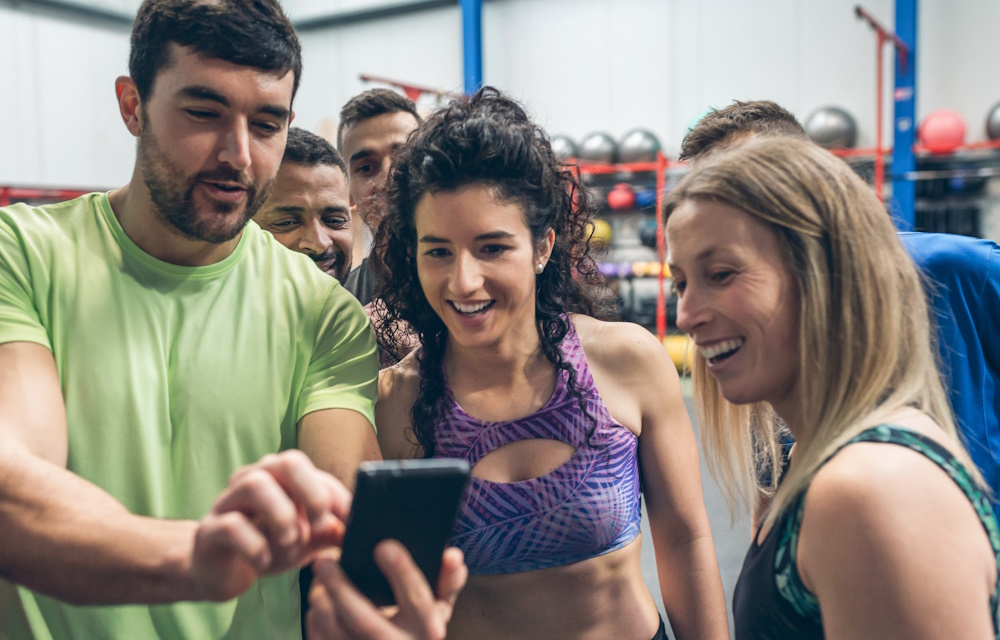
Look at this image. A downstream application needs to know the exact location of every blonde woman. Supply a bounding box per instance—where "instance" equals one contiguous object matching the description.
[665,136,1000,639]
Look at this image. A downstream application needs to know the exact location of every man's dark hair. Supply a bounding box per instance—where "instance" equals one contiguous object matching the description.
[680,100,807,161]
[129,0,302,103]
[336,88,421,150]
[283,127,348,178]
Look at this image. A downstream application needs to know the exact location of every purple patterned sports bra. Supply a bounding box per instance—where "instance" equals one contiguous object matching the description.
[434,319,642,575]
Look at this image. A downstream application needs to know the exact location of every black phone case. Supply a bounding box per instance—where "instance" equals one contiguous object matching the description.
[339,459,470,607]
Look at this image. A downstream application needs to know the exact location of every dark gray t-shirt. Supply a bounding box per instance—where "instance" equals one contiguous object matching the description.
[344,255,377,307]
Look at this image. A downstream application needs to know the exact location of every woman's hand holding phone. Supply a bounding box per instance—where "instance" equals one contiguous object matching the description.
[305,541,468,639]
[303,459,471,639]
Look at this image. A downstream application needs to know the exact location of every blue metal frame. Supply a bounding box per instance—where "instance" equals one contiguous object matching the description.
[891,0,918,230]
[460,0,483,93]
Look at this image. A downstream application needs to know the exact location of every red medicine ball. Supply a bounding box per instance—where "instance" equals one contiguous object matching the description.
[919,109,966,154]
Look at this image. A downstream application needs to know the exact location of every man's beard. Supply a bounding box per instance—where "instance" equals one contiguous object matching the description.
[309,246,350,284]
[138,127,273,244]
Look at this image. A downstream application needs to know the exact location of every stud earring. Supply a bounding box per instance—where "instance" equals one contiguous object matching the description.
[535,263,544,274]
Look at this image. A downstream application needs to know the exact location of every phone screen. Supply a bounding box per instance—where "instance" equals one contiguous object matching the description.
[339,459,470,606]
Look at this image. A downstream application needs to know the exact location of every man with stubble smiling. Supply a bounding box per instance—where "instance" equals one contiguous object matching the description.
[256,127,354,283]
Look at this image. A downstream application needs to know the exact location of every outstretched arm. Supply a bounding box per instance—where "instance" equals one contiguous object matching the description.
[0,341,353,605]
[608,326,729,639]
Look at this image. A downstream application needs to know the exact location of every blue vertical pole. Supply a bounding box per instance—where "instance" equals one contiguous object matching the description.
[461,0,483,94]
[892,0,917,230]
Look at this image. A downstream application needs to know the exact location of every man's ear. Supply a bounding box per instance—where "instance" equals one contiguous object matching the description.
[289,109,295,126]
[116,76,142,137]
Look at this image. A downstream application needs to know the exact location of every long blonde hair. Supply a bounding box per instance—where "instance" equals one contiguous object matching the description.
[664,137,983,525]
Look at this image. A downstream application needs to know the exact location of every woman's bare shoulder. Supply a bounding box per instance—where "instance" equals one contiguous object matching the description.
[571,314,668,377]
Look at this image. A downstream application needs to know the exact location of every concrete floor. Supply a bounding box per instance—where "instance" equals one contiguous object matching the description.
[638,395,750,639]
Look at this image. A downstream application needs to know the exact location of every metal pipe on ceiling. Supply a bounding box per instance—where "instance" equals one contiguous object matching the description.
[292,0,459,32]
[2,0,471,32]
[0,0,133,27]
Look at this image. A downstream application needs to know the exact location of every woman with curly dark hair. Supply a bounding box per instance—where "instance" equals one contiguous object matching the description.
[372,87,727,640]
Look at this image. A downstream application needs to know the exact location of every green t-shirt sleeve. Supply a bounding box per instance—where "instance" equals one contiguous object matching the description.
[297,284,378,429]
[0,213,51,348]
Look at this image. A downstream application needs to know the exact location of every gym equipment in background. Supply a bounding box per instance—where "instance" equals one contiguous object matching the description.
[578,132,618,163]
[920,109,966,154]
[805,106,858,150]
[634,188,657,210]
[551,135,578,162]
[663,334,694,372]
[576,147,671,342]
[589,218,613,246]
[985,102,1000,141]
[638,217,659,249]
[606,183,636,210]
[618,129,661,164]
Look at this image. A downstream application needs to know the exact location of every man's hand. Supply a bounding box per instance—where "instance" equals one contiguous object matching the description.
[189,450,353,601]
[306,541,467,640]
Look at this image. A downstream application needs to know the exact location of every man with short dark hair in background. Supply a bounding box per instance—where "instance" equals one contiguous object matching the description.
[683,99,1000,525]
[256,127,353,283]
[337,88,421,306]
[0,1,462,638]
[678,99,808,162]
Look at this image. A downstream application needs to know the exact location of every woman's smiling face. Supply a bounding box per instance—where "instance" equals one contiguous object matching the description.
[415,185,552,351]
[667,198,801,416]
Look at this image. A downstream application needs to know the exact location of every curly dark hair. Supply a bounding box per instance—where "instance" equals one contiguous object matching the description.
[373,86,617,458]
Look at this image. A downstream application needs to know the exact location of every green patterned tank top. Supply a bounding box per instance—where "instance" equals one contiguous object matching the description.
[733,424,1000,639]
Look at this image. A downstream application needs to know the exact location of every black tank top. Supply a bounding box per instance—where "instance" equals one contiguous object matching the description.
[733,425,1000,639]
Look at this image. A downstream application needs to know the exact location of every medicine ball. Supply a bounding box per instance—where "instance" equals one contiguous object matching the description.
[550,135,578,162]
[618,129,661,163]
[578,132,618,163]
[805,106,858,150]
[920,109,966,154]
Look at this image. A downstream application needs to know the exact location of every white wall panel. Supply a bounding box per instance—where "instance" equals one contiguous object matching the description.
[293,5,462,137]
[671,0,802,147]
[3,0,999,186]
[282,0,447,23]
[0,7,134,189]
[483,0,672,150]
[32,17,134,188]
[0,6,42,185]
[484,0,898,155]
[920,0,1000,139]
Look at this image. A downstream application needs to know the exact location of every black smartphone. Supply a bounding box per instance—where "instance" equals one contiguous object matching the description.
[339,458,471,607]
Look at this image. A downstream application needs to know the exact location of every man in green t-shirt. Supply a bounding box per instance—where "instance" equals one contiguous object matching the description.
[0,1,463,638]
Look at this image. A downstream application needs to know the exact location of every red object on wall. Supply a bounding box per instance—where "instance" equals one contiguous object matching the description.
[919,110,967,154]
[606,183,636,210]
[0,186,93,207]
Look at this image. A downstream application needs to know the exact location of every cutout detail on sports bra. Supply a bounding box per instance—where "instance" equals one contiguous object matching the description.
[470,438,578,483]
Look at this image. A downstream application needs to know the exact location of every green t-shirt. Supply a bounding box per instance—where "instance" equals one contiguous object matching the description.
[0,193,377,639]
